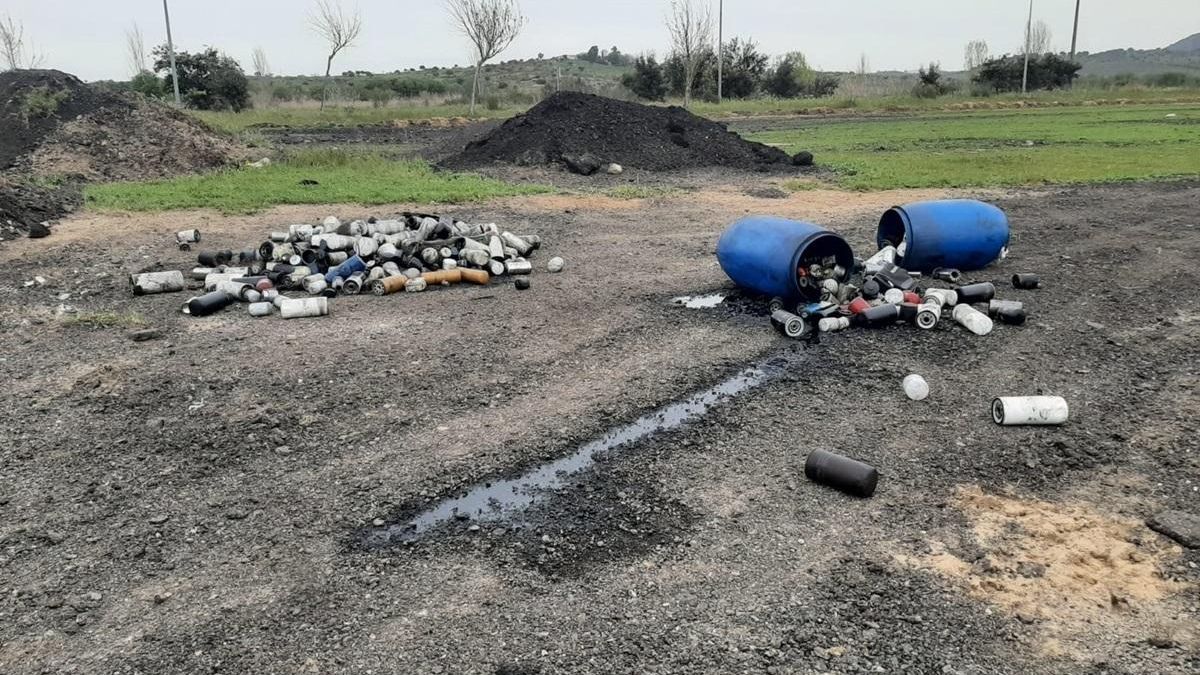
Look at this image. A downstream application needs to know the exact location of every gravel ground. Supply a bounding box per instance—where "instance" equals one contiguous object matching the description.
[0,175,1197,674]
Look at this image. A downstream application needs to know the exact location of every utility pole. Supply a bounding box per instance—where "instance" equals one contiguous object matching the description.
[1021,0,1033,94]
[1069,0,1081,60]
[162,0,182,106]
[716,0,723,104]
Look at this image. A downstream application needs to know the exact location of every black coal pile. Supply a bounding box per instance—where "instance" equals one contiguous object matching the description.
[441,91,797,174]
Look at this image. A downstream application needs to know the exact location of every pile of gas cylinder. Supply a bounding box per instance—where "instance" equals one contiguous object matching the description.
[767,244,1037,340]
[129,213,563,318]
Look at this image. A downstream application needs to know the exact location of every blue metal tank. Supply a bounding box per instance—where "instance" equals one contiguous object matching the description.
[876,200,1009,272]
[716,216,855,301]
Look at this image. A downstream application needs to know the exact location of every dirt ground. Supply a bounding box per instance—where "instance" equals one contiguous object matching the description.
[1,164,1198,674]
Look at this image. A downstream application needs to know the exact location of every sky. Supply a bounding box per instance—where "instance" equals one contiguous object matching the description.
[5,1,1199,81]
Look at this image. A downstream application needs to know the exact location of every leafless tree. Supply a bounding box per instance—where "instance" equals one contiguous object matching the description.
[253,47,271,77]
[665,0,712,107]
[1,14,44,70]
[125,22,147,75]
[856,52,870,76]
[1024,20,1052,55]
[310,0,362,108]
[964,39,989,71]
[445,0,526,115]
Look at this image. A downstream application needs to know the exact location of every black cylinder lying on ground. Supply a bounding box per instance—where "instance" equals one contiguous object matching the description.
[1012,273,1040,289]
[954,282,996,305]
[185,291,234,317]
[805,449,879,498]
[197,250,233,267]
[852,303,901,328]
[995,307,1027,325]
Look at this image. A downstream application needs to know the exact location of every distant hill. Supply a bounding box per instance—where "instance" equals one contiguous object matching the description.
[1166,33,1200,53]
[1075,33,1200,77]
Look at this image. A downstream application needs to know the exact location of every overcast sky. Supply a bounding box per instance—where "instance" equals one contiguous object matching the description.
[7,1,1199,81]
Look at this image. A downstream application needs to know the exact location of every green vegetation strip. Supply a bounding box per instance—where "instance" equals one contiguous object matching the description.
[85,151,548,213]
[746,104,1200,190]
[194,105,520,133]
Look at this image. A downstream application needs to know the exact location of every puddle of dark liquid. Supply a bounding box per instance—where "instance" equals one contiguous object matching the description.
[671,293,727,309]
[363,356,792,546]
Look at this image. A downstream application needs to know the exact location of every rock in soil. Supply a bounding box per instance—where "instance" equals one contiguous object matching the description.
[1148,510,1200,548]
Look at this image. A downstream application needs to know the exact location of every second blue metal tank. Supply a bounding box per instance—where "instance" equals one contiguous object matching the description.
[717,216,854,301]
[876,200,1010,272]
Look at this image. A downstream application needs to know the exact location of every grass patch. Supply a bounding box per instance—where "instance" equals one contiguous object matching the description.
[85,150,548,213]
[194,104,521,134]
[745,104,1200,190]
[20,86,69,120]
[61,311,147,328]
[604,185,682,200]
[692,87,1200,118]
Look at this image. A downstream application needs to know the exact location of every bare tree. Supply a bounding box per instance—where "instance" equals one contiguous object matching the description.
[963,39,989,71]
[1,14,44,70]
[310,0,362,108]
[665,0,712,108]
[1024,20,1052,55]
[252,47,271,77]
[445,0,526,115]
[125,22,147,75]
[856,52,870,76]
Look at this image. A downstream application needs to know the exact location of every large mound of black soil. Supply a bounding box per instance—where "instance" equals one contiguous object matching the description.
[0,69,121,169]
[440,92,791,173]
[0,69,246,235]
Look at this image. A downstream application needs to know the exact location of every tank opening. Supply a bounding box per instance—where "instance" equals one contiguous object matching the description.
[878,208,908,249]
[795,233,856,300]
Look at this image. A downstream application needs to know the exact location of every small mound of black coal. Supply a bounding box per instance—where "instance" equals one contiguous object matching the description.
[441,91,794,173]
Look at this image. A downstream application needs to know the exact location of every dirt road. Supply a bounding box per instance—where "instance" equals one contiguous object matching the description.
[1,178,1197,674]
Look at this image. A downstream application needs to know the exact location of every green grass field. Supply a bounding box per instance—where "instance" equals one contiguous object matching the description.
[194,104,522,134]
[194,86,1200,135]
[745,104,1200,190]
[85,150,548,213]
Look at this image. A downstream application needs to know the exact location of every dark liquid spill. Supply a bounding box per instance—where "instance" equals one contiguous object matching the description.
[363,356,792,546]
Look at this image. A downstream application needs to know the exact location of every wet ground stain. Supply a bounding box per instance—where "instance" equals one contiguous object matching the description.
[362,354,796,547]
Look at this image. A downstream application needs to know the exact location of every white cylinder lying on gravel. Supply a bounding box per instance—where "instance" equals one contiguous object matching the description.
[176,229,201,244]
[547,257,565,273]
[925,288,958,307]
[248,302,274,317]
[405,277,428,293]
[992,396,1069,426]
[818,316,850,333]
[280,297,329,319]
[952,304,993,336]
[131,271,185,295]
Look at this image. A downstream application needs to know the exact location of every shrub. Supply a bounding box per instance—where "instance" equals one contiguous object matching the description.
[621,54,668,101]
[130,71,164,98]
[20,87,68,119]
[973,53,1081,93]
[152,45,251,111]
[719,37,769,99]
